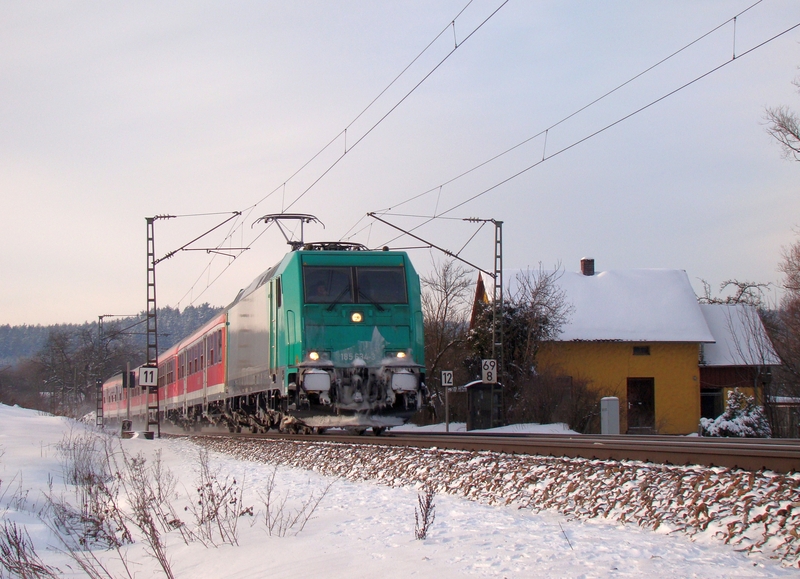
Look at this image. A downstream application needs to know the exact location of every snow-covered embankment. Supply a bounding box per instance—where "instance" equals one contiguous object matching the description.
[194,435,800,566]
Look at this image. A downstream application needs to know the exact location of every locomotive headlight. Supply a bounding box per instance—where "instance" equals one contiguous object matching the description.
[396,351,406,359]
[351,312,363,323]
[309,351,320,361]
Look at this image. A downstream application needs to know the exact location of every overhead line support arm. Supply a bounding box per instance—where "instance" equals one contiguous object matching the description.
[367,212,494,278]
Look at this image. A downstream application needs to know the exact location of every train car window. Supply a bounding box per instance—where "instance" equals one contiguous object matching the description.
[356,267,407,304]
[303,267,353,304]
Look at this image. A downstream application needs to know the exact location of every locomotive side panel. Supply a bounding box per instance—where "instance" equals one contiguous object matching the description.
[227,271,274,397]
[277,254,303,391]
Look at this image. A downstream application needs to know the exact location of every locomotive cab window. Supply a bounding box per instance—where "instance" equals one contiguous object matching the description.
[303,265,407,305]
[356,267,407,304]
[304,267,353,304]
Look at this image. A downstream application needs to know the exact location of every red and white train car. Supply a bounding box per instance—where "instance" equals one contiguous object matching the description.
[103,312,227,429]
[101,371,130,423]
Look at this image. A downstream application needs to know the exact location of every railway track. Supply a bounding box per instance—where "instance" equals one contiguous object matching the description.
[169,429,800,473]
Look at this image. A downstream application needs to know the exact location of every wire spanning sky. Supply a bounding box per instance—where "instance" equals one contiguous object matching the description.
[2,1,799,326]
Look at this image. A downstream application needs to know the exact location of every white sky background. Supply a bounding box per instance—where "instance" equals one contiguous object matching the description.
[1,1,800,325]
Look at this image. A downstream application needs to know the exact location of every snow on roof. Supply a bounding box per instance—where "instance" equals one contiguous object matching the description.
[506,268,715,342]
[699,303,780,366]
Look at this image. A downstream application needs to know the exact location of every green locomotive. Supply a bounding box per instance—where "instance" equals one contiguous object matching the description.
[221,242,427,433]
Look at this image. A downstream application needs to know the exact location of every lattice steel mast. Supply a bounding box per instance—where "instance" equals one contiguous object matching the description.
[145,216,166,437]
[492,220,504,382]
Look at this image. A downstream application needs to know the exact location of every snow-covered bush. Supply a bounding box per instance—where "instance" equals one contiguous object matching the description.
[699,388,772,438]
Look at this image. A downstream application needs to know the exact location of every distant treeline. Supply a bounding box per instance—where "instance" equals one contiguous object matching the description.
[0,303,222,366]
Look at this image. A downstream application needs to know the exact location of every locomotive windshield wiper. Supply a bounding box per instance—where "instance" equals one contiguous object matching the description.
[358,290,385,311]
[326,287,352,311]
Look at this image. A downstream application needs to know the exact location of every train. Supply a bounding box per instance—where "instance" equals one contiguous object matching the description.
[102,241,427,434]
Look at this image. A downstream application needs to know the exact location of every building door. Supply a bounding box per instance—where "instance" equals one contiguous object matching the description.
[701,388,723,419]
[627,378,655,433]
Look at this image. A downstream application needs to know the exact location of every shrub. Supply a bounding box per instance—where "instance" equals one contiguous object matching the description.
[700,388,772,438]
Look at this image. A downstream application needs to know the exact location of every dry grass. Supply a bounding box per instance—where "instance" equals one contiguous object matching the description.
[414,483,436,540]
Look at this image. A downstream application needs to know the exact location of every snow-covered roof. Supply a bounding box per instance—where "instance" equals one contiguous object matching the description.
[699,303,780,366]
[506,268,715,342]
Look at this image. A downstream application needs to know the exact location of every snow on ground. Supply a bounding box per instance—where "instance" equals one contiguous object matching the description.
[0,404,797,578]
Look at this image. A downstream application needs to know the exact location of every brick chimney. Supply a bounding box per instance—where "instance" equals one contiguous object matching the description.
[580,258,595,276]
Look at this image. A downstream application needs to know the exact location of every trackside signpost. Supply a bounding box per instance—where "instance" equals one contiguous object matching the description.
[139,365,159,439]
[481,359,497,384]
[466,359,502,431]
[139,366,158,388]
[442,370,454,388]
[442,370,454,433]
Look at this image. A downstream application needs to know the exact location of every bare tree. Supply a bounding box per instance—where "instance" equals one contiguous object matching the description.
[36,329,77,416]
[31,325,138,417]
[470,265,571,376]
[780,241,800,294]
[0,360,48,411]
[467,264,575,425]
[756,237,800,435]
[507,265,572,372]
[766,101,800,161]
[698,279,770,307]
[421,259,474,417]
[765,71,800,160]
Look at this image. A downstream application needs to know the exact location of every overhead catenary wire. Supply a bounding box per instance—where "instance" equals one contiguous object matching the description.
[368,0,765,220]
[431,20,800,220]
[277,0,510,216]
[371,8,797,252]
[171,1,784,308]
[173,0,509,307]
[246,0,481,215]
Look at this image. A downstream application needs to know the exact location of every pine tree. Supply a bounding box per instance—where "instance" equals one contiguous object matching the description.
[699,388,772,438]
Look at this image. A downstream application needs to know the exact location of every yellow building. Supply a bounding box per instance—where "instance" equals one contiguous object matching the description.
[538,341,703,434]
[531,259,715,435]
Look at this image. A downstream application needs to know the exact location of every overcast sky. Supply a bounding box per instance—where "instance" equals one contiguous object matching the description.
[2,1,799,326]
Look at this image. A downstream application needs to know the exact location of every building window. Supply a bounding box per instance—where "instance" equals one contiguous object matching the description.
[633,346,650,356]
